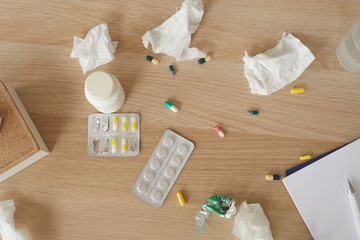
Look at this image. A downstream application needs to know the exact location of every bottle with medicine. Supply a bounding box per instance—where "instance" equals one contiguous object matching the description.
[85,72,126,113]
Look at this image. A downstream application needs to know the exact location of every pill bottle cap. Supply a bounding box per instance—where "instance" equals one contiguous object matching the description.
[85,72,115,100]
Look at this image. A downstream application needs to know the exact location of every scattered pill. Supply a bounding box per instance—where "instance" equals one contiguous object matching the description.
[247,110,259,115]
[131,116,137,130]
[122,116,128,131]
[265,174,281,180]
[112,138,118,153]
[146,55,159,65]
[198,55,212,64]
[177,192,186,206]
[112,116,118,131]
[169,65,175,76]
[214,126,225,138]
[290,87,305,94]
[164,101,178,112]
[300,154,312,161]
[121,137,127,153]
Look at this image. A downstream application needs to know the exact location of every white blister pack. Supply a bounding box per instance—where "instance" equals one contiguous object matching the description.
[87,113,140,156]
[132,130,194,207]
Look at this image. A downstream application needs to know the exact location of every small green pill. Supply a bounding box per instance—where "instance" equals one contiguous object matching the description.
[146,55,153,62]
[198,58,206,64]
[169,65,175,76]
[247,110,259,115]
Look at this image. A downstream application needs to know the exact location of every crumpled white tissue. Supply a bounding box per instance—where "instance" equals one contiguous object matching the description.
[70,23,118,74]
[243,32,315,95]
[0,200,29,240]
[233,201,273,240]
[142,0,206,61]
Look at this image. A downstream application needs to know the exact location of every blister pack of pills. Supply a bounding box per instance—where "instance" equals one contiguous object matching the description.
[87,113,140,156]
[132,130,194,207]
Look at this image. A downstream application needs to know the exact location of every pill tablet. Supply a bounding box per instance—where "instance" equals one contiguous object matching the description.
[158,180,169,189]
[165,168,176,178]
[137,183,148,193]
[144,171,155,181]
[171,157,182,166]
[152,191,162,201]
[178,145,188,155]
[163,137,175,147]
[150,160,161,170]
[157,148,168,158]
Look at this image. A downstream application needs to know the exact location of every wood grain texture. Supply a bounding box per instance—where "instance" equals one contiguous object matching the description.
[0,0,359,239]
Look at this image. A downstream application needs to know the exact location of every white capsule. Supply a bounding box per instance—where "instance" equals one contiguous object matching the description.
[121,137,127,153]
[111,138,118,153]
[112,116,119,131]
[131,116,137,130]
[122,116,128,131]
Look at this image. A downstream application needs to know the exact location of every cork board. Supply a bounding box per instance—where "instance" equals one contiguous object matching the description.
[0,81,39,174]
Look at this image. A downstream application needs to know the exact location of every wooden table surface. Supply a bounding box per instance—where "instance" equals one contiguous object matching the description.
[0,0,360,239]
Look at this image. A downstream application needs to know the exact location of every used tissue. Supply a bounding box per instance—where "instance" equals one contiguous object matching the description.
[142,0,206,61]
[233,201,273,240]
[0,200,28,240]
[243,32,315,95]
[70,23,118,74]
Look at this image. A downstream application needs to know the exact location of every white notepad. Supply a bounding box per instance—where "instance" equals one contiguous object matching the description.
[283,138,360,240]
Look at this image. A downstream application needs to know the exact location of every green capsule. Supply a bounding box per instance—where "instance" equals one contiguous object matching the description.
[169,65,175,76]
[247,110,259,115]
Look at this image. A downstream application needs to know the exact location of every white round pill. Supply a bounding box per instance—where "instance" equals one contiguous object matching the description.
[178,145,188,155]
[157,148,168,158]
[171,157,182,166]
[163,137,174,147]
[151,191,162,201]
[150,160,161,170]
[137,183,148,193]
[158,179,169,189]
[144,171,155,181]
[165,168,176,178]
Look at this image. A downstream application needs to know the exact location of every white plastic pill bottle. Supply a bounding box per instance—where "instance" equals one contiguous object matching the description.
[85,72,125,113]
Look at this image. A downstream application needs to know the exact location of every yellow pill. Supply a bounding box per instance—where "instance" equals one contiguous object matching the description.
[112,116,118,131]
[122,116,128,131]
[290,87,305,94]
[111,138,118,153]
[152,58,159,65]
[131,116,137,131]
[177,192,186,206]
[205,55,212,62]
[300,154,312,161]
[121,138,127,153]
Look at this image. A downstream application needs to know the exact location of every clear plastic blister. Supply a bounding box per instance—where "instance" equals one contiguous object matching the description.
[132,130,194,207]
[87,113,140,156]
